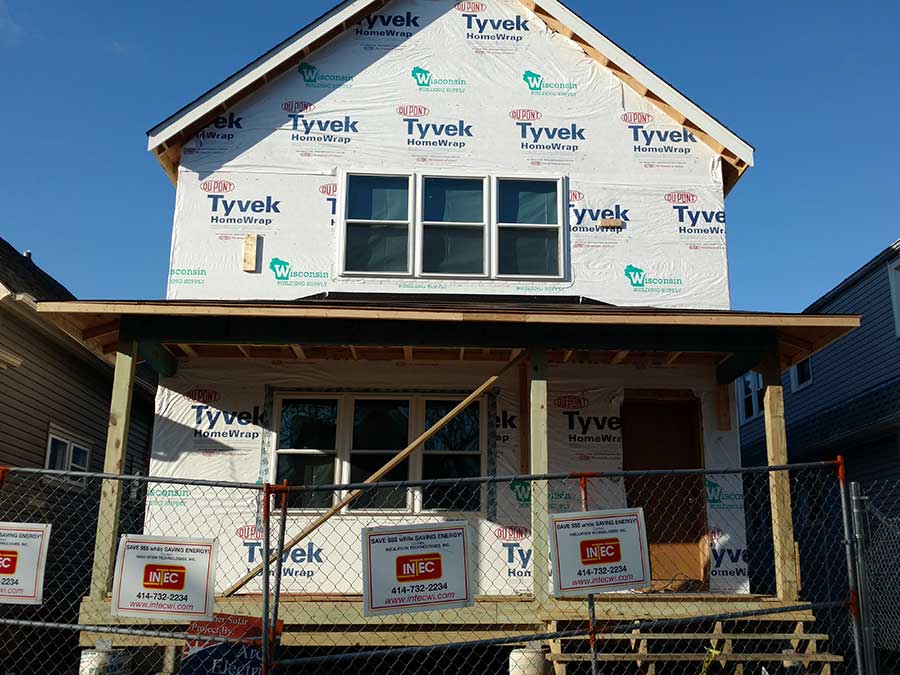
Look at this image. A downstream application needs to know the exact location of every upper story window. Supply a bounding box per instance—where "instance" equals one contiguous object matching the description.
[340,172,564,280]
[888,260,900,337]
[45,426,91,483]
[739,371,765,423]
[791,357,813,392]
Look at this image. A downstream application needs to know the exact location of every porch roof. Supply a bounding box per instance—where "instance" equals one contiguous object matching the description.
[35,296,859,382]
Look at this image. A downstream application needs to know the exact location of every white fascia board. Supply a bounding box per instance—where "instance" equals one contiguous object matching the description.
[541,0,754,167]
[146,0,380,151]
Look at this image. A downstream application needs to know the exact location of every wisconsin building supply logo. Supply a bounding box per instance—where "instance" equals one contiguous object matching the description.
[623,112,697,155]
[510,480,531,506]
[706,479,743,510]
[569,192,629,233]
[269,258,330,286]
[624,264,683,294]
[169,267,208,286]
[400,106,473,149]
[522,70,577,97]
[286,111,360,145]
[667,192,726,235]
[201,180,282,227]
[461,8,530,42]
[298,62,353,89]
[411,66,467,94]
[513,108,584,153]
[356,10,420,38]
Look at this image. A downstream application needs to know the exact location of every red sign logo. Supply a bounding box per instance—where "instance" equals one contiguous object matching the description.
[664,191,698,204]
[569,190,585,202]
[199,180,235,194]
[621,112,654,124]
[184,388,221,404]
[0,551,18,575]
[282,100,316,113]
[494,526,528,542]
[455,1,485,11]
[319,183,338,196]
[396,104,430,117]
[509,109,542,121]
[143,564,186,590]
[580,538,622,565]
[395,553,442,582]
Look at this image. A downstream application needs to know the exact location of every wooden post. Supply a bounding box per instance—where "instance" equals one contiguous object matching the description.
[760,352,800,601]
[89,334,137,599]
[528,347,550,606]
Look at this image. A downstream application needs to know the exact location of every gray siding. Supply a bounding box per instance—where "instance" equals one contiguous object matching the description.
[0,307,153,472]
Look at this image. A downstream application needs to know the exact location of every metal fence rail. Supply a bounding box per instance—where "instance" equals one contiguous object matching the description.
[0,462,863,674]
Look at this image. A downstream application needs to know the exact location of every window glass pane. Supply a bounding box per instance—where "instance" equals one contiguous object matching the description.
[349,455,409,509]
[423,226,484,275]
[279,399,338,450]
[498,227,559,276]
[422,455,481,510]
[425,401,480,452]
[345,223,408,273]
[47,438,68,470]
[741,373,753,398]
[276,454,335,509]
[498,179,558,224]
[347,175,408,221]
[423,178,483,223]
[353,400,409,450]
[755,388,764,414]
[71,445,89,470]
[743,397,754,420]
[796,359,811,385]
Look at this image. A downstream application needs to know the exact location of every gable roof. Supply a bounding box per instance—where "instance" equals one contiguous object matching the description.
[146,0,754,192]
[804,239,900,314]
[0,237,75,302]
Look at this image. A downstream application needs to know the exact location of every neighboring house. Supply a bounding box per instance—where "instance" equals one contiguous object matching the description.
[0,236,155,473]
[740,239,900,480]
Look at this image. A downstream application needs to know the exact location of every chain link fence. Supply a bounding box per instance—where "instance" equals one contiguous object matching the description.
[0,463,860,674]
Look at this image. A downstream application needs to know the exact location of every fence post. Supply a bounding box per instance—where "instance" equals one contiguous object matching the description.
[580,476,598,675]
[261,484,272,675]
[270,482,289,667]
[89,333,137,600]
[850,481,878,675]
[836,457,867,675]
[528,347,549,607]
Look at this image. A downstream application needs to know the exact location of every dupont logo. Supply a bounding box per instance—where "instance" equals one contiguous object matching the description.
[665,191,698,204]
[184,388,222,404]
[142,564,186,590]
[396,104,430,117]
[569,189,585,202]
[199,180,235,194]
[455,1,485,11]
[236,525,264,540]
[282,100,316,113]
[554,393,589,409]
[319,184,338,196]
[621,111,654,125]
[509,109,542,121]
[395,553,442,582]
[580,538,622,566]
[494,526,528,542]
[0,550,18,575]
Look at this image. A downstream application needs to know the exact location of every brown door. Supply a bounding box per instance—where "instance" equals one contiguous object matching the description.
[622,394,709,591]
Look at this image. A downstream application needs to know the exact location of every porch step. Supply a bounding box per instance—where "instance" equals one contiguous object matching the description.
[562,632,829,641]
[547,652,843,663]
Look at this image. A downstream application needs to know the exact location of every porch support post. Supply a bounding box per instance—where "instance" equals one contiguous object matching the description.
[760,352,799,601]
[89,333,137,599]
[528,347,550,606]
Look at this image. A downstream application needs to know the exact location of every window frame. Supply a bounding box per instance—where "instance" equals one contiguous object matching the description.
[338,171,416,278]
[271,392,487,515]
[338,170,566,281]
[888,260,900,338]
[739,371,765,423]
[790,357,813,392]
[44,426,92,484]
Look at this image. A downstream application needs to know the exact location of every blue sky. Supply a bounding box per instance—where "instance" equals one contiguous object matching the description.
[0,0,897,311]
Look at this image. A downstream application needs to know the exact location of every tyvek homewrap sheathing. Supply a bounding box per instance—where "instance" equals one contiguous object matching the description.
[168,0,730,308]
[146,360,750,595]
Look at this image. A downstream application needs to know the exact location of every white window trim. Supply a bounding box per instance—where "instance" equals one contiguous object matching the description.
[44,425,92,483]
[790,358,813,393]
[888,260,900,338]
[337,170,567,281]
[738,371,765,423]
[272,392,487,516]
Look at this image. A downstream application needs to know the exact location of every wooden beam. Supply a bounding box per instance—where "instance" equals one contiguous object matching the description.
[90,334,137,599]
[403,346,413,361]
[664,352,682,366]
[518,361,530,474]
[237,345,250,357]
[138,342,178,377]
[760,352,799,601]
[349,345,358,360]
[716,350,765,385]
[223,353,528,596]
[81,320,120,341]
[528,347,549,606]
[779,334,814,353]
[289,344,306,359]
[563,350,574,363]
[611,350,630,365]
[242,234,259,273]
[178,343,197,358]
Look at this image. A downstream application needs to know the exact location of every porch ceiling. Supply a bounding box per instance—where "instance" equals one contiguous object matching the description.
[35,298,859,382]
